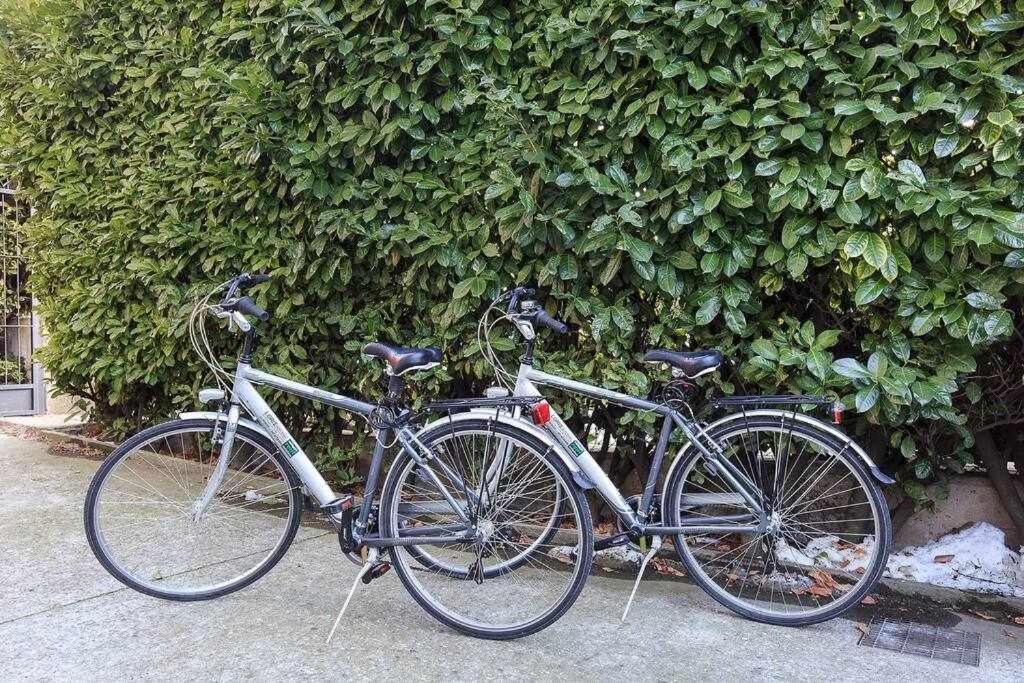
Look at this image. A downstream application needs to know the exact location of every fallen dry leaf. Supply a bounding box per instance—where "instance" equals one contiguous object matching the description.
[807,585,833,597]
[970,609,996,621]
[854,622,870,636]
[933,554,954,564]
[1014,616,1024,625]
[861,595,878,605]
[809,568,840,590]
[650,557,685,578]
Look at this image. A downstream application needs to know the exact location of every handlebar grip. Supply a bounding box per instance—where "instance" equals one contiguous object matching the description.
[535,309,568,334]
[236,296,270,322]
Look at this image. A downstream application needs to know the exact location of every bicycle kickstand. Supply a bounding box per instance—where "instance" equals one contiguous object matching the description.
[621,536,663,623]
[326,547,379,645]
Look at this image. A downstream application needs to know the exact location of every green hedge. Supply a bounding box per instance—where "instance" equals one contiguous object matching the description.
[1,192,23,321]
[2,0,1023,499]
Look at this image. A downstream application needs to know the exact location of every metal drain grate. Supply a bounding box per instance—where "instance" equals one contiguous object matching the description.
[858,617,981,667]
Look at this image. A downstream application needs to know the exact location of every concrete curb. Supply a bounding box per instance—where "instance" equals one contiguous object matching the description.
[877,575,1024,613]
[38,427,115,453]
[591,547,1024,614]
[587,542,1024,612]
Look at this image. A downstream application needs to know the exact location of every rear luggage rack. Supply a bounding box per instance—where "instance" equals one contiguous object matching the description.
[711,394,833,408]
[711,394,844,424]
[422,396,542,412]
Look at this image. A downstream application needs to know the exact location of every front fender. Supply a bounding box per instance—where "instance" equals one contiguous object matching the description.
[179,410,274,444]
[662,409,895,499]
[414,409,595,489]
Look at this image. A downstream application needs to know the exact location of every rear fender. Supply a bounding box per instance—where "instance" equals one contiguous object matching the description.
[663,409,895,498]
[414,409,596,490]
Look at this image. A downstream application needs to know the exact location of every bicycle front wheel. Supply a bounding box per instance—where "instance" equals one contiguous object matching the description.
[379,418,593,639]
[664,415,891,626]
[84,418,303,601]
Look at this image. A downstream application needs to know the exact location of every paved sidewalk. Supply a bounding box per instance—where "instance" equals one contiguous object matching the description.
[1,433,1020,681]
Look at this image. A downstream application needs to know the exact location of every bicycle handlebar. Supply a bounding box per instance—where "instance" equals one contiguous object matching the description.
[224,272,271,301]
[235,295,270,322]
[238,272,270,288]
[506,286,536,314]
[217,273,272,326]
[531,309,568,335]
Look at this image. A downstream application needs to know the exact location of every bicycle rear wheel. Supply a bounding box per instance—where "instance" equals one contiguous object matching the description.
[379,418,593,639]
[664,415,890,625]
[84,418,303,600]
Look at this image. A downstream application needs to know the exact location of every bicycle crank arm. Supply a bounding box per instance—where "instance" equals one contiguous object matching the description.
[594,532,633,552]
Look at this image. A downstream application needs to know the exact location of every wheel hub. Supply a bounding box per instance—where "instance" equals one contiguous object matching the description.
[477,519,496,542]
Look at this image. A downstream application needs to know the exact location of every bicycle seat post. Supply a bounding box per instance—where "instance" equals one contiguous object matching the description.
[385,373,406,401]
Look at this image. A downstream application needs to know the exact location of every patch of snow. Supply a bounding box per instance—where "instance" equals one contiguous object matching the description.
[560,523,1024,599]
[750,524,1023,599]
[550,543,644,567]
[547,545,575,564]
[596,544,644,566]
[244,489,263,503]
[885,522,1023,598]
[777,535,875,574]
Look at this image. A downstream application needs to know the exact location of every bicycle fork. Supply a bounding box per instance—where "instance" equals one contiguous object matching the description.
[190,404,239,521]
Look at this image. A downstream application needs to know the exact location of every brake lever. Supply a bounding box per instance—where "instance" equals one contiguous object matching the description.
[508,312,536,341]
[209,301,249,332]
[231,311,252,332]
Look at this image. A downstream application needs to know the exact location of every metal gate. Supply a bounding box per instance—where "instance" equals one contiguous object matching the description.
[0,185,45,416]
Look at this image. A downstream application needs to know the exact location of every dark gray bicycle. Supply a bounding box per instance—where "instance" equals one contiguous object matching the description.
[84,274,593,640]
[476,287,894,627]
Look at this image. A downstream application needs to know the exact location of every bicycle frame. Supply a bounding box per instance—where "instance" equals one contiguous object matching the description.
[512,363,766,536]
[191,359,480,549]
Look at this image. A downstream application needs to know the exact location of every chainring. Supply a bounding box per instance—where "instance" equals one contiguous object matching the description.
[615,494,661,553]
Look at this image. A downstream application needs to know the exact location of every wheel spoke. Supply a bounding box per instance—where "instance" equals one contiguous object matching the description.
[88,423,298,598]
[671,420,886,623]
[385,423,591,636]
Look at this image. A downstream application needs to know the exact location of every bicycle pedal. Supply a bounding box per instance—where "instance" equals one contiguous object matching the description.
[361,562,391,585]
[330,495,357,553]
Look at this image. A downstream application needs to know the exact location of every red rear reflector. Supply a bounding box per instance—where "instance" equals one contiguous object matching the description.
[832,402,844,425]
[532,401,551,425]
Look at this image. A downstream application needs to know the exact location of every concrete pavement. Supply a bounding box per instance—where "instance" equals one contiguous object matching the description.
[1,432,1020,681]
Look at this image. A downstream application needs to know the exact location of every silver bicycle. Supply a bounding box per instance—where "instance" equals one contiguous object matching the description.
[475,287,893,626]
[84,274,593,640]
